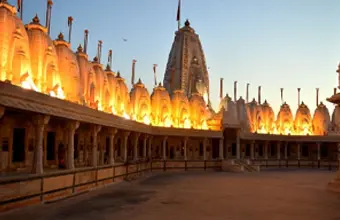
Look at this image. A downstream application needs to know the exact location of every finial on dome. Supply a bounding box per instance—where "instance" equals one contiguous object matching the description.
[93,56,99,63]
[32,14,40,24]
[158,82,162,87]
[105,64,111,71]
[137,78,142,84]
[116,71,121,78]
[77,44,83,53]
[185,19,190,26]
[57,32,64,41]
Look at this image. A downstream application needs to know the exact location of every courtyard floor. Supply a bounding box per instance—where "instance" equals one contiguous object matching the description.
[1,169,340,220]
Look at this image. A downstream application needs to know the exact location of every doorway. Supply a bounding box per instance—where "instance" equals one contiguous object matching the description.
[12,128,25,162]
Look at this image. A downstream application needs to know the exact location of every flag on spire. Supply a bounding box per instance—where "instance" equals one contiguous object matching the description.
[176,0,181,30]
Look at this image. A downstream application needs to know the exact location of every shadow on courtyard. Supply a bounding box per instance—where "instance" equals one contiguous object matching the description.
[1,170,340,220]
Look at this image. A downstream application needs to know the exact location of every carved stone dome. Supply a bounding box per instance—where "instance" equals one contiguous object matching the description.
[294,101,312,135]
[312,102,331,135]
[0,3,34,88]
[130,78,151,123]
[276,102,294,135]
[150,83,172,127]
[260,100,275,134]
[172,90,190,128]
[54,33,81,103]
[26,14,60,94]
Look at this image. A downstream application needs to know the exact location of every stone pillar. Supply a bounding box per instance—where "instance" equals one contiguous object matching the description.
[148,136,153,159]
[32,115,50,174]
[108,128,117,165]
[91,125,102,167]
[236,130,241,159]
[143,135,148,159]
[297,143,301,160]
[284,142,288,159]
[122,131,130,163]
[264,142,268,160]
[219,138,224,160]
[250,141,255,160]
[203,138,207,160]
[317,143,321,161]
[277,142,281,160]
[162,136,168,160]
[0,107,5,171]
[184,137,188,160]
[66,121,80,170]
[133,133,140,161]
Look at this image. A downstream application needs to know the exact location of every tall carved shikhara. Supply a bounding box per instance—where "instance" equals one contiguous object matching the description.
[163,20,210,102]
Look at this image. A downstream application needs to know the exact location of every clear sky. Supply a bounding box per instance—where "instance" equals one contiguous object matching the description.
[12,0,340,115]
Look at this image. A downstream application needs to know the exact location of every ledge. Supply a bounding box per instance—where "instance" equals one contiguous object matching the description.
[241,132,340,143]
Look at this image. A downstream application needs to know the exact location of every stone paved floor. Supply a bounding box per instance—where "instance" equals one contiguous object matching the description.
[1,170,340,220]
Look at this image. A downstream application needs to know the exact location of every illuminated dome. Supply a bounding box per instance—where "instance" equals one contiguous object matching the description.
[130,78,151,124]
[246,98,262,133]
[172,90,190,128]
[222,94,239,126]
[105,65,116,112]
[76,44,90,102]
[294,102,312,135]
[312,102,330,135]
[237,97,250,132]
[189,92,208,129]
[331,105,340,133]
[260,100,275,134]
[54,33,81,103]
[26,14,60,94]
[114,71,130,117]
[150,83,172,127]
[0,2,34,88]
[276,102,294,135]
[90,56,109,110]
[219,94,232,111]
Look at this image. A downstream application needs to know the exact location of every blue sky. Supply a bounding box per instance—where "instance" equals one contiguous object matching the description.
[12,0,340,114]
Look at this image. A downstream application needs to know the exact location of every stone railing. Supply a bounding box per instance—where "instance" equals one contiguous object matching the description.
[0,159,222,213]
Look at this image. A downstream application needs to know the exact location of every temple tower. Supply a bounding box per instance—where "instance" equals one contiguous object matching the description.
[163,19,210,104]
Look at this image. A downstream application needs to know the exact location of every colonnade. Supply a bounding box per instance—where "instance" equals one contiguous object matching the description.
[0,107,224,175]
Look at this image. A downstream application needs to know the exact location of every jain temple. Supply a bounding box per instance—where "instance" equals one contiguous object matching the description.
[1,0,340,212]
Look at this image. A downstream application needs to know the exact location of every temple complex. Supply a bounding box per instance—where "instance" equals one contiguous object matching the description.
[1,0,340,212]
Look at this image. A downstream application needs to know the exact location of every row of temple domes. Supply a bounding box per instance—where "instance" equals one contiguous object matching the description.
[0,3,213,130]
[219,94,334,135]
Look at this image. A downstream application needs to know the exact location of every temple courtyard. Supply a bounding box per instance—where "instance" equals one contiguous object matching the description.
[1,170,340,220]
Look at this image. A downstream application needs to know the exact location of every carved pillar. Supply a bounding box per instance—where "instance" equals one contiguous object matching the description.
[143,135,148,159]
[162,136,168,160]
[133,133,140,161]
[91,125,102,167]
[277,142,281,160]
[148,136,153,159]
[284,142,288,159]
[250,141,255,160]
[264,142,268,160]
[108,128,117,165]
[184,137,188,160]
[66,121,80,170]
[236,130,240,159]
[219,138,224,160]
[317,142,321,161]
[297,143,301,160]
[32,115,50,174]
[122,131,130,163]
[203,138,207,160]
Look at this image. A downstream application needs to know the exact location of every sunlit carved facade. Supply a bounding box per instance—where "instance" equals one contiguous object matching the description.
[1,0,340,141]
